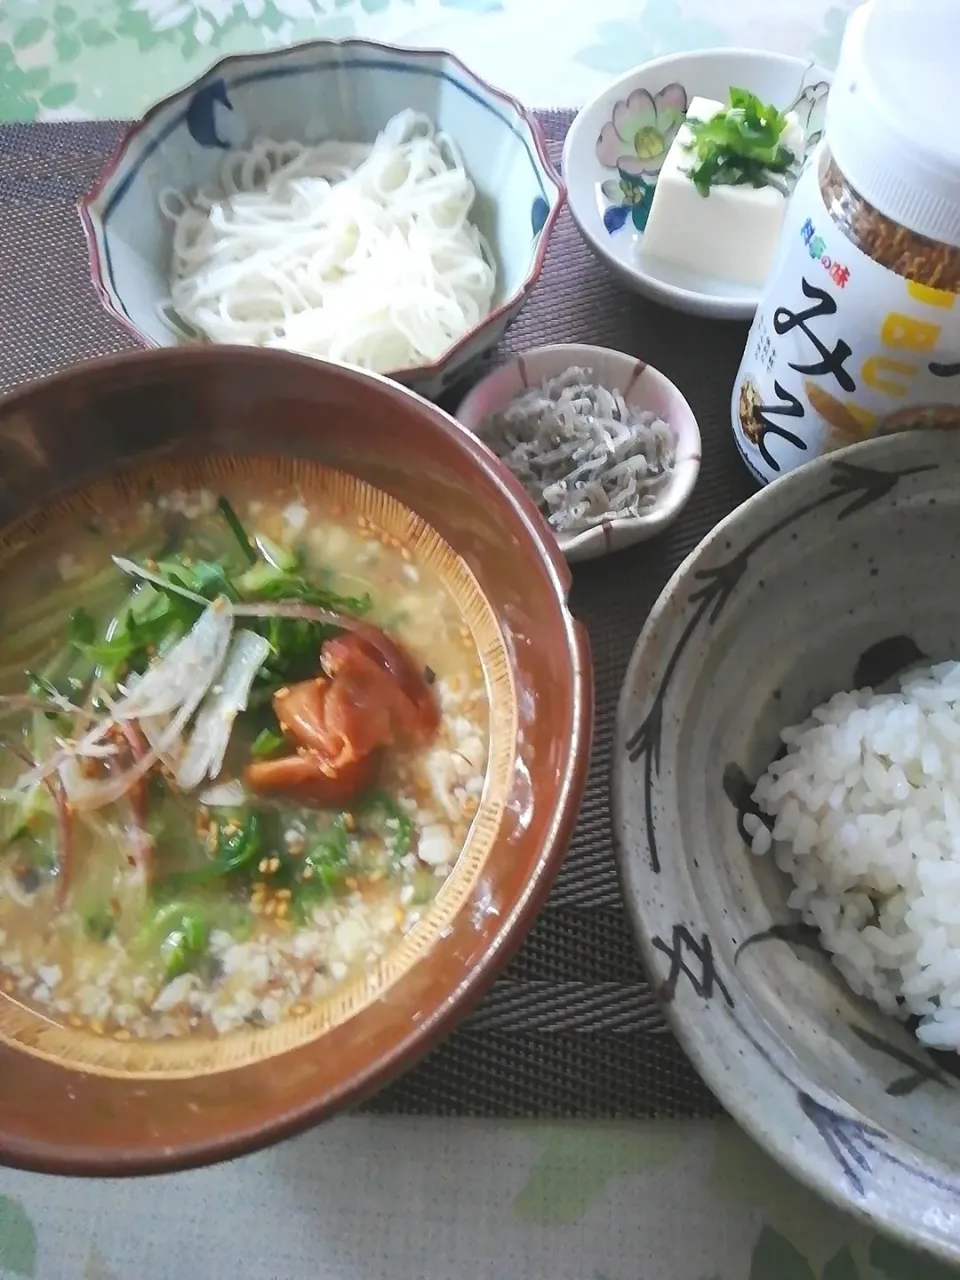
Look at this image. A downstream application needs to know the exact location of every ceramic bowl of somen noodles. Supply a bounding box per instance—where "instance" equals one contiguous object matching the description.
[78,38,564,402]
[0,346,591,1174]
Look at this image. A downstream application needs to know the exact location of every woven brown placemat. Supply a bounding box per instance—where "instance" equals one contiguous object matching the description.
[0,111,759,1117]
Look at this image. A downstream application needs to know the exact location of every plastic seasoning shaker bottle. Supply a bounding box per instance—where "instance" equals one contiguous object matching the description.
[731,0,960,485]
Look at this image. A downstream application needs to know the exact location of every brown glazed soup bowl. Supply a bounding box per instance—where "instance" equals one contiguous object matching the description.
[0,346,592,1176]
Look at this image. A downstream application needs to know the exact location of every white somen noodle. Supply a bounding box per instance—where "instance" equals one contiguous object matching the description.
[158,110,497,374]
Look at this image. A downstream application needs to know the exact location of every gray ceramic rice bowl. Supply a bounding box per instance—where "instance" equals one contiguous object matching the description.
[613,428,960,1264]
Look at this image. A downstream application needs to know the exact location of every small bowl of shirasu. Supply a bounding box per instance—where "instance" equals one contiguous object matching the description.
[456,343,701,561]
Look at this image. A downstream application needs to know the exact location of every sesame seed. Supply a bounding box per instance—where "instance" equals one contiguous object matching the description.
[276,901,289,920]
[276,888,292,901]
[343,812,356,832]
[290,1002,309,1017]
[258,858,270,874]
[276,687,289,700]
[268,857,281,874]
[345,876,359,891]
[264,899,277,917]
[302,867,315,880]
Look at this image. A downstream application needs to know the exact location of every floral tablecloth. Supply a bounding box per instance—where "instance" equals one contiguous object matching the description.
[1,1,953,1278]
[3,0,852,120]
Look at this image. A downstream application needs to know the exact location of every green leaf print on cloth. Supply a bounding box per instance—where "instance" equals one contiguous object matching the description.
[116,0,314,55]
[749,1230,868,1280]
[0,43,77,118]
[1,0,123,119]
[1,0,359,118]
[0,1192,37,1277]
[49,5,117,63]
[869,1236,958,1280]
[709,1125,876,1272]
[83,1244,120,1280]
[511,1122,692,1225]
[575,0,725,74]
[809,4,855,69]
[438,0,504,10]
[750,1228,816,1280]
[746,1226,953,1280]
[7,4,115,62]
[116,0,389,54]
[821,1246,861,1280]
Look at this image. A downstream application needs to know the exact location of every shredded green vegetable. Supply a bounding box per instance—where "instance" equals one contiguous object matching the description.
[682,87,799,197]
[65,494,370,695]
[142,901,211,980]
[217,495,257,566]
[250,728,285,760]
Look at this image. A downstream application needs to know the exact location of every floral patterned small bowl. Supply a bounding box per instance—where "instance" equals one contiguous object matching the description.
[455,343,701,562]
[563,49,830,321]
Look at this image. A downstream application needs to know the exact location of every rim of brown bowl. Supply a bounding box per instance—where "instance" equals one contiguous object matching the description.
[0,346,593,1176]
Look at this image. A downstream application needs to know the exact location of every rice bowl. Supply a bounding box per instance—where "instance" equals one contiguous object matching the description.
[614,426,960,1264]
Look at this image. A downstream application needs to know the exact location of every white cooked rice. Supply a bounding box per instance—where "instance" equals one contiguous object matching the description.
[750,659,960,1050]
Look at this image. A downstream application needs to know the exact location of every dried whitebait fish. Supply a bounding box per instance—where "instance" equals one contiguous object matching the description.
[476,367,676,534]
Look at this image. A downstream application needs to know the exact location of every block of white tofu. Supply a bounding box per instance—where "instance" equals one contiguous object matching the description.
[641,95,804,289]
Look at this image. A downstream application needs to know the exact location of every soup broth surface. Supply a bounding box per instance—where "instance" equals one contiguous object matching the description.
[0,469,488,1041]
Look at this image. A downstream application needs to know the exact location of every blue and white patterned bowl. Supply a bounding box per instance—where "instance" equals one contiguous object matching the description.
[562,49,830,321]
[79,38,564,400]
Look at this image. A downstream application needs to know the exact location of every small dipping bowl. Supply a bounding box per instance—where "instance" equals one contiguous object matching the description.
[456,343,701,561]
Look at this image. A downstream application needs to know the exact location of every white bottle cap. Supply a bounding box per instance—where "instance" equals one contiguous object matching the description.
[825,0,960,249]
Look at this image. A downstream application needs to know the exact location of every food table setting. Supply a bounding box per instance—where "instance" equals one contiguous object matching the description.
[1,0,960,1278]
